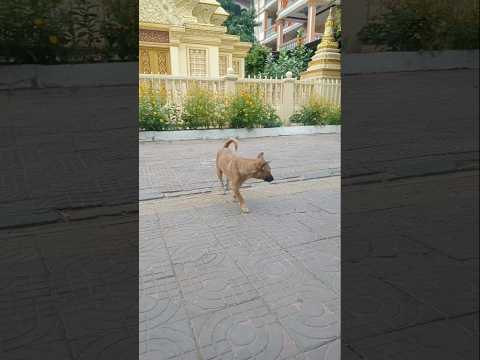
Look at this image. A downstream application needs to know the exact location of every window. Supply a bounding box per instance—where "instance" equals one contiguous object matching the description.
[219,54,228,76]
[188,48,207,77]
[233,59,241,75]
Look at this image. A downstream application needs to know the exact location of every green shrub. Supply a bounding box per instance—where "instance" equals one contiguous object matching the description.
[245,43,271,77]
[290,98,341,126]
[139,95,178,131]
[181,87,227,129]
[262,44,314,79]
[226,90,281,129]
[261,106,283,128]
[138,87,283,131]
[0,0,137,64]
[358,0,479,51]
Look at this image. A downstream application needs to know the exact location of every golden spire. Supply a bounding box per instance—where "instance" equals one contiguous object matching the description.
[318,7,338,51]
[300,7,340,80]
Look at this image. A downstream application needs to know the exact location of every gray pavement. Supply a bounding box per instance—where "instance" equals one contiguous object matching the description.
[140,134,340,200]
[139,134,341,360]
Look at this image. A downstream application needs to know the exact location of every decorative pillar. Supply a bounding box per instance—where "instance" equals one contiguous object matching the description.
[281,71,295,123]
[224,67,238,96]
[300,7,341,80]
[306,0,316,43]
[276,19,284,50]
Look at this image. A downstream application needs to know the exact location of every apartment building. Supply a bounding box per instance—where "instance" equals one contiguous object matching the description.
[254,0,340,51]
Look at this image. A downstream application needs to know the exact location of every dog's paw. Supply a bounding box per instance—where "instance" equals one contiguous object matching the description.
[241,207,249,214]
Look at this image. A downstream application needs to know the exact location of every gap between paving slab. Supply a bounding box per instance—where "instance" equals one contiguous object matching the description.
[140,168,340,202]
[139,125,341,142]
[140,176,340,215]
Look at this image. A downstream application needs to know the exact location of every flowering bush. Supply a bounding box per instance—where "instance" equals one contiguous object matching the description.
[227,90,282,129]
[138,87,282,131]
[290,97,341,126]
[139,84,180,131]
[181,87,228,129]
[0,0,137,64]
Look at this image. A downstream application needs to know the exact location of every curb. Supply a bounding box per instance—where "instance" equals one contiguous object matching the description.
[139,125,341,141]
[343,50,479,75]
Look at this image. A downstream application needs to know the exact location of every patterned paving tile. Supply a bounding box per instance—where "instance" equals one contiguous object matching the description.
[192,299,300,360]
[300,339,341,360]
[287,238,340,294]
[139,277,196,360]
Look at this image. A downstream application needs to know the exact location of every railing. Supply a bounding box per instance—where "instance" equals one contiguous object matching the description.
[310,33,322,42]
[295,78,341,110]
[283,22,303,35]
[265,26,277,40]
[280,37,302,51]
[279,0,305,12]
[237,76,284,116]
[258,0,277,14]
[280,33,322,50]
[139,73,341,123]
[139,75,226,108]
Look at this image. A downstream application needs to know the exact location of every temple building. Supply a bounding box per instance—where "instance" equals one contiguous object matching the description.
[139,0,252,78]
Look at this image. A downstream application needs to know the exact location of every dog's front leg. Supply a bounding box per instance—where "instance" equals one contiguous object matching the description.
[232,186,248,213]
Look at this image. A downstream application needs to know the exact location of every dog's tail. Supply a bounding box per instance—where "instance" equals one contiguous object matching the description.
[223,138,238,151]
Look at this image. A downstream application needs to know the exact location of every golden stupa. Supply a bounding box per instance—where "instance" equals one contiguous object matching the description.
[301,8,340,80]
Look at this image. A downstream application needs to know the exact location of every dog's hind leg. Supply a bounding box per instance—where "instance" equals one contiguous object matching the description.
[216,168,226,194]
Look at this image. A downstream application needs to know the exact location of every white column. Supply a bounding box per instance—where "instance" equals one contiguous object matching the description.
[169,46,180,75]
[276,19,284,50]
[208,46,220,78]
[306,0,316,43]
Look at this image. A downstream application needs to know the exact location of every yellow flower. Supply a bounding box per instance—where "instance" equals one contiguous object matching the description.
[49,35,58,45]
[33,18,44,27]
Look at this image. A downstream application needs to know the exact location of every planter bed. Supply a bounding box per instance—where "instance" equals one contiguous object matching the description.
[139,125,341,142]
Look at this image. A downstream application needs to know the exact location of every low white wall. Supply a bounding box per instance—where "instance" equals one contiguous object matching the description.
[0,62,138,90]
[343,50,479,74]
[139,125,341,141]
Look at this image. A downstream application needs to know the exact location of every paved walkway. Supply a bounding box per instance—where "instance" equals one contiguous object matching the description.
[140,134,340,360]
[140,134,340,200]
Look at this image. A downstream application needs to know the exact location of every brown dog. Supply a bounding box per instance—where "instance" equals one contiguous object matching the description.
[216,138,274,213]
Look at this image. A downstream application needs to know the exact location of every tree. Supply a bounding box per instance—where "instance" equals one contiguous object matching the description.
[262,44,314,79]
[244,43,271,76]
[218,0,257,43]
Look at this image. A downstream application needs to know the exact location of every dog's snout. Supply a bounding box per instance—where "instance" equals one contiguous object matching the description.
[265,175,274,182]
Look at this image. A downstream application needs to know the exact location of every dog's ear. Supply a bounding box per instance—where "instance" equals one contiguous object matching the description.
[257,152,264,159]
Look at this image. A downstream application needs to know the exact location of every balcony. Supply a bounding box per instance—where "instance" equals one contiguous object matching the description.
[258,0,278,14]
[261,26,277,44]
[283,21,303,36]
[277,0,308,20]
[279,32,322,51]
